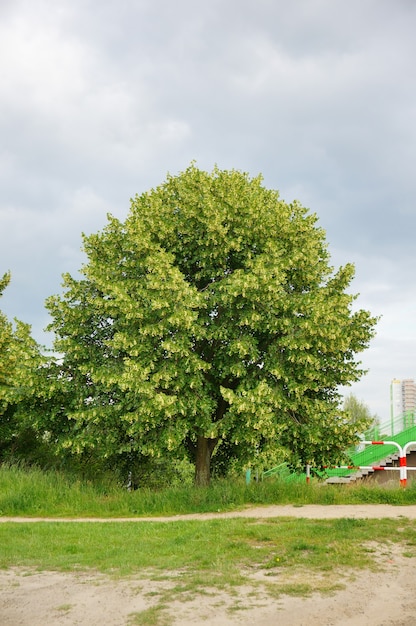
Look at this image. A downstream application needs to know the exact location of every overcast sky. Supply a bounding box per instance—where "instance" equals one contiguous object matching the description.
[1,0,415,425]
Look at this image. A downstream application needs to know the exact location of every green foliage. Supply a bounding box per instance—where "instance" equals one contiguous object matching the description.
[0,273,46,461]
[42,165,378,482]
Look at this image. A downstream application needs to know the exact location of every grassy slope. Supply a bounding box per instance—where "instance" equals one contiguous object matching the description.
[1,465,416,518]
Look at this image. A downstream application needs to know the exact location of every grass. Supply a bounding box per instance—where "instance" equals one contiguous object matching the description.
[1,464,416,518]
[2,465,416,625]
[1,517,416,624]
[128,605,171,626]
[55,604,73,612]
[1,517,415,579]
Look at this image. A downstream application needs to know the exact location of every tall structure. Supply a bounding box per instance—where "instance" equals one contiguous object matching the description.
[390,378,416,434]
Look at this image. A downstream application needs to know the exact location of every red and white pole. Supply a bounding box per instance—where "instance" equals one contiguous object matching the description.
[306,464,311,484]
[400,455,407,487]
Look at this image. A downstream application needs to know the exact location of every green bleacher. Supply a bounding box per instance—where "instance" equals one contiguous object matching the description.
[262,413,416,483]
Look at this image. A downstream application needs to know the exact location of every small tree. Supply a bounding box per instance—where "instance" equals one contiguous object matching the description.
[45,165,378,485]
[343,393,379,438]
[343,394,375,424]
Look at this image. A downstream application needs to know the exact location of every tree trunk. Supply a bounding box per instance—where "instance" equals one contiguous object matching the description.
[194,435,218,486]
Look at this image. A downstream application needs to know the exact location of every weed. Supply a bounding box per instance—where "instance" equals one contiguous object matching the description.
[128,605,171,626]
[55,604,73,612]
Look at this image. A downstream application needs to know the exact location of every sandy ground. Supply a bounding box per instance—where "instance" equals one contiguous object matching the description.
[1,505,416,626]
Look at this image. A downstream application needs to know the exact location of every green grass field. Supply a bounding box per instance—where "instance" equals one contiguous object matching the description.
[2,516,413,575]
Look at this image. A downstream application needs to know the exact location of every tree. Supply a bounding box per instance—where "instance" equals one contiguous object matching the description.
[0,272,44,460]
[342,393,379,439]
[343,394,375,425]
[0,272,14,436]
[45,165,378,485]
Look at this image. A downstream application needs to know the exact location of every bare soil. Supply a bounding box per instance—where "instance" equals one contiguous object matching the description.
[1,505,416,625]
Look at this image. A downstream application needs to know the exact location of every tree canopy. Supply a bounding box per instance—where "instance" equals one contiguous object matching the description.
[44,165,378,484]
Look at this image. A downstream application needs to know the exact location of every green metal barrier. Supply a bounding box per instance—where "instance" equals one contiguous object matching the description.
[262,462,307,482]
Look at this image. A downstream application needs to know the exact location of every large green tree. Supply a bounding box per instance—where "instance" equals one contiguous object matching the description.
[45,165,377,484]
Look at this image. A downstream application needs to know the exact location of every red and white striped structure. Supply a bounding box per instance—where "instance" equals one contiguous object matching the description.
[336,441,416,487]
[307,440,416,487]
[363,441,410,487]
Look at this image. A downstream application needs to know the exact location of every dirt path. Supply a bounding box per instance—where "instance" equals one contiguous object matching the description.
[2,503,416,522]
[1,505,416,625]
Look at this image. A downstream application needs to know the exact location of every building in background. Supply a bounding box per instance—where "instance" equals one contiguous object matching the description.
[390,378,416,435]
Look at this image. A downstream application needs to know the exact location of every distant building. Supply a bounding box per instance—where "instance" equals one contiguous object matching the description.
[390,378,416,434]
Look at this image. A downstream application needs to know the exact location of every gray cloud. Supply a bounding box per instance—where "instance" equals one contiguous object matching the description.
[1,0,415,422]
